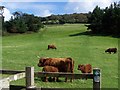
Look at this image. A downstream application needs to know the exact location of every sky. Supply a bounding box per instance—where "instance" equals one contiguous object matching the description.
[0,0,119,21]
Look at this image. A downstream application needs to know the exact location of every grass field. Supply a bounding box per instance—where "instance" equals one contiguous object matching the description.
[2,24,118,88]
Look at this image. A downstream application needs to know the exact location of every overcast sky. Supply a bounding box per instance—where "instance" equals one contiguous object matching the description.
[0,0,119,21]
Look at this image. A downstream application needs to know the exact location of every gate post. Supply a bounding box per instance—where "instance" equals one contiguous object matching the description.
[93,68,101,90]
[25,67,36,89]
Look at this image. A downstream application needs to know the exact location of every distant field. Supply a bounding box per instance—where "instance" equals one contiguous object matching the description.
[2,24,118,88]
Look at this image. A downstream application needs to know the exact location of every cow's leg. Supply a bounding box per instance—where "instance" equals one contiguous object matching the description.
[65,77,67,82]
[53,77,56,82]
[56,77,59,82]
[47,47,49,50]
[70,78,72,82]
[114,51,116,54]
[70,73,74,82]
[45,76,48,82]
[53,77,58,82]
[70,76,74,82]
[49,77,53,82]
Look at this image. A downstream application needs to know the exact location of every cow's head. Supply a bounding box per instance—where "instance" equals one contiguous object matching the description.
[105,50,107,52]
[105,48,110,52]
[78,64,85,70]
[38,57,47,67]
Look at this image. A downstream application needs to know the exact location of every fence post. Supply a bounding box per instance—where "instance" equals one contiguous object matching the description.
[93,68,101,90]
[0,78,9,90]
[25,66,36,89]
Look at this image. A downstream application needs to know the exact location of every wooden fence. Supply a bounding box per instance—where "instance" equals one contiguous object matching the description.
[26,67,101,90]
[0,67,101,90]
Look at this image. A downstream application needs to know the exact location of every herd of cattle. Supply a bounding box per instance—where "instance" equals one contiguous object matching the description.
[37,44,117,82]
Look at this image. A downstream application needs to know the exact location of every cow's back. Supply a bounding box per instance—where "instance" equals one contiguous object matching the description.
[85,64,92,73]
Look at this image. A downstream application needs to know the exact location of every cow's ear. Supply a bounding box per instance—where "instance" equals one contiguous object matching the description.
[39,58,44,63]
[81,65,85,68]
[66,57,72,60]
[78,64,81,68]
[80,64,83,67]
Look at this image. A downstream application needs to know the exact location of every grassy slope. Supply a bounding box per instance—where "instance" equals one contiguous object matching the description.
[2,24,118,88]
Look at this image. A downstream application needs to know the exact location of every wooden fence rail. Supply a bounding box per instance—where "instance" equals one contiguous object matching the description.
[35,72,93,79]
[0,69,25,74]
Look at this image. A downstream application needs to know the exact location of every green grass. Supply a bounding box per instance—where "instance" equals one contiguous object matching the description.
[0,74,11,79]
[2,24,118,88]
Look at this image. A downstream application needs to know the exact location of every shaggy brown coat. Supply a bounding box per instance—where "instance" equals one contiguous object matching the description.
[78,64,92,73]
[42,66,59,82]
[38,57,74,82]
[48,44,57,50]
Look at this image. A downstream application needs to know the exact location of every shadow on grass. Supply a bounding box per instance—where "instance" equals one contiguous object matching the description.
[10,85,26,90]
[35,77,62,82]
[69,31,120,38]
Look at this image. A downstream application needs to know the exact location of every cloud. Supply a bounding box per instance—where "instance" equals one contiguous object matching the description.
[65,0,116,13]
[65,2,94,13]
[92,0,113,9]
[2,2,55,17]
[40,10,52,17]
[3,8,13,21]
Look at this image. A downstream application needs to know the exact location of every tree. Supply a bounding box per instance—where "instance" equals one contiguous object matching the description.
[13,11,22,19]
[41,13,89,24]
[22,13,43,32]
[3,12,44,34]
[102,2,120,34]
[87,6,104,33]
[86,2,120,36]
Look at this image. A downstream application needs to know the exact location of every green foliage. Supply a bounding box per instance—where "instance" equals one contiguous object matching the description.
[3,12,44,34]
[14,18,28,33]
[4,18,28,33]
[102,3,120,34]
[22,14,43,32]
[41,13,88,24]
[87,2,120,36]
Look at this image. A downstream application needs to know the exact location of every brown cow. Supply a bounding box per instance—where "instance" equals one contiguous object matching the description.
[42,66,59,82]
[48,44,57,50]
[105,48,117,54]
[78,64,92,73]
[38,57,74,82]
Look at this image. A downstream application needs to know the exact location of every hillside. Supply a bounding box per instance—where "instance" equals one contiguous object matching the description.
[2,24,118,88]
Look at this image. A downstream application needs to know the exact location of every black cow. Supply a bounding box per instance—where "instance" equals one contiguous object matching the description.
[105,48,117,54]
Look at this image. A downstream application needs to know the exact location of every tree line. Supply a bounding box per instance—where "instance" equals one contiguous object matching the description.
[86,2,120,36]
[41,13,88,24]
[2,12,89,34]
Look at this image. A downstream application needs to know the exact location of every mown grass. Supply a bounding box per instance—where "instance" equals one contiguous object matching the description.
[2,24,118,88]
